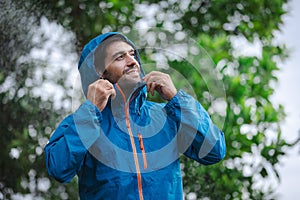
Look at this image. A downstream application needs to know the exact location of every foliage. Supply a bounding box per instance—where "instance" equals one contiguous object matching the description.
[25,0,139,50]
[1,1,78,199]
[1,0,298,199]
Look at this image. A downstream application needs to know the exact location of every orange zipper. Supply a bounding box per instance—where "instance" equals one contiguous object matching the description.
[138,133,148,169]
[116,84,144,200]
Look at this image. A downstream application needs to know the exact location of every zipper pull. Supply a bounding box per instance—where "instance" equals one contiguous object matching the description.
[138,133,147,169]
[138,134,144,150]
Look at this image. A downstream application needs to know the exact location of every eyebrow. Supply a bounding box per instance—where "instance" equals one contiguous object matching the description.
[111,49,135,60]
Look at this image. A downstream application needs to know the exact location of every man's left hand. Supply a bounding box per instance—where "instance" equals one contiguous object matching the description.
[143,71,177,101]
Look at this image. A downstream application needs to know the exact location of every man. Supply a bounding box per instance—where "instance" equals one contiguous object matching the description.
[45,32,226,200]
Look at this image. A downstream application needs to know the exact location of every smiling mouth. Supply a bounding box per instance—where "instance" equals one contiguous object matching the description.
[123,66,138,74]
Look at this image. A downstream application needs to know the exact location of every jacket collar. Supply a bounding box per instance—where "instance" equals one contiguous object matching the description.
[108,82,147,118]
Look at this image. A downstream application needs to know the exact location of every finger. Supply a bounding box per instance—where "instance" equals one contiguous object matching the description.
[143,71,157,82]
[144,78,151,92]
[149,81,157,96]
[101,80,115,98]
[146,79,155,93]
[146,81,151,93]
[142,74,149,84]
[101,80,112,88]
[97,81,114,96]
[109,88,116,99]
[144,74,157,87]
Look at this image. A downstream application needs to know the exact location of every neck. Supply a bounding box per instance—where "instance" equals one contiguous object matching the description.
[116,83,135,102]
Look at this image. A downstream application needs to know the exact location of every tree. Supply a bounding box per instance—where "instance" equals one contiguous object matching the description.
[1,0,299,199]
[0,1,79,199]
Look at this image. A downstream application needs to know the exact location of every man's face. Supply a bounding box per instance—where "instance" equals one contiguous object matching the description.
[103,41,141,87]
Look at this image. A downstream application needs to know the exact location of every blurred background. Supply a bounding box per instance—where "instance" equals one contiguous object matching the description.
[1,0,299,199]
[271,0,300,198]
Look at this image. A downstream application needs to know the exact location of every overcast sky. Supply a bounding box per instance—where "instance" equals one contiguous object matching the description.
[272,0,300,199]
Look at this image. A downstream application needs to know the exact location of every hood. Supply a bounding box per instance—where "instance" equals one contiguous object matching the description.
[78,32,145,97]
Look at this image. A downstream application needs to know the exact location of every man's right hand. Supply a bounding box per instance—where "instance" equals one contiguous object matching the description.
[87,79,116,111]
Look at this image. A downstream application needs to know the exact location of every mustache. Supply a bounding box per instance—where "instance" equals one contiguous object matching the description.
[123,65,139,74]
[101,65,140,84]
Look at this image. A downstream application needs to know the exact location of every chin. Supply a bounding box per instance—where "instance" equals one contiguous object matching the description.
[118,77,140,87]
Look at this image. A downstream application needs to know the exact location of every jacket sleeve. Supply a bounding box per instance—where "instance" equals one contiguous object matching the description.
[44,100,102,183]
[164,90,226,165]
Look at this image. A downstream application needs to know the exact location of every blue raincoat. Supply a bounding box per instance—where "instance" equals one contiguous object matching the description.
[45,32,226,200]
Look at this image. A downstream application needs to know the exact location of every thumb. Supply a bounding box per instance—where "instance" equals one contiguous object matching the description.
[110,88,117,99]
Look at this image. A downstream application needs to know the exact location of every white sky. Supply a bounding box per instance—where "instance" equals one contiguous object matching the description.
[272,0,300,199]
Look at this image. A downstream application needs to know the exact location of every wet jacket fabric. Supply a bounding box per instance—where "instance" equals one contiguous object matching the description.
[45,32,226,200]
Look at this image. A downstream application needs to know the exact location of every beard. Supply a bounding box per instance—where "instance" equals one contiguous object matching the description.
[102,70,120,84]
[103,66,141,85]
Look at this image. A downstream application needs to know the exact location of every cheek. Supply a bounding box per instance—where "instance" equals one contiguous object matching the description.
[113,65,124,77]
[105,64,124,82]
[107,63,123,73]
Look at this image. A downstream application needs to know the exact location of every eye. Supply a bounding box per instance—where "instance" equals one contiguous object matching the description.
[116,54,125,61]
[129,51,135,57]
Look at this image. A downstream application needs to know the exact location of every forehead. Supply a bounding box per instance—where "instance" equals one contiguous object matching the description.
[105,41,134,56]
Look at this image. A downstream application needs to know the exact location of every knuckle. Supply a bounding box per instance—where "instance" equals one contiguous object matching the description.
[88,83,96,90]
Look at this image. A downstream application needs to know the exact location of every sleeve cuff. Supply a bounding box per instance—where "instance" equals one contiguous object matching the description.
[72,100,103,149]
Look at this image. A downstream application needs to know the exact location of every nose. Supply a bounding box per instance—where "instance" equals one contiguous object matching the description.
[125,53,138,67]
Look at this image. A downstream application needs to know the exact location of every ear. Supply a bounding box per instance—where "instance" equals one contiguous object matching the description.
[95,67,103,79]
